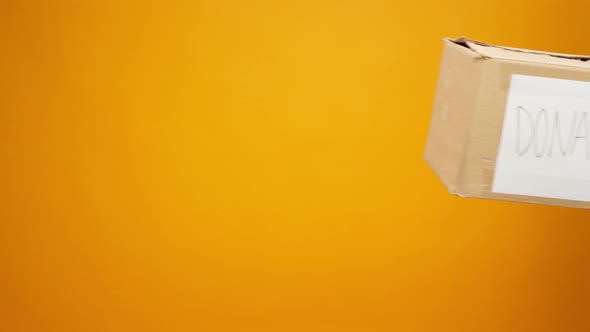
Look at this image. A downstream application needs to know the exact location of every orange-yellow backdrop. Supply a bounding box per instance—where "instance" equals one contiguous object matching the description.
[2,1,590,331]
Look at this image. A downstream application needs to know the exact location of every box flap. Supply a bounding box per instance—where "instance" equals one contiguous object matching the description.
[451,37,590,68]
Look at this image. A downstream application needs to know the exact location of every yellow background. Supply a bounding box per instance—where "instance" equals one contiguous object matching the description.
[2,1,590,331]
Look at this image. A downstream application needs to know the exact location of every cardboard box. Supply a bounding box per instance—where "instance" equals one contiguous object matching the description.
[425,37,590,209]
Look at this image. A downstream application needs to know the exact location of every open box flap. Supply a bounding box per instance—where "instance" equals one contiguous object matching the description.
[450,37,590,68]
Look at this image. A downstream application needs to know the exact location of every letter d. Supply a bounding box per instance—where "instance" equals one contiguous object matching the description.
[516,106,535,157]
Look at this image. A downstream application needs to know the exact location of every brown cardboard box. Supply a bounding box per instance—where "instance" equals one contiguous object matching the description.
[425,37,590,209]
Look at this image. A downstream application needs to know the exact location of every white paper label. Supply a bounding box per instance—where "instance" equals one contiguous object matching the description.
[492,74,590,202]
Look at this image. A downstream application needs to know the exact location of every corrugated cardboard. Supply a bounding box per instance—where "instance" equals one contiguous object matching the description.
[425,37,590,209]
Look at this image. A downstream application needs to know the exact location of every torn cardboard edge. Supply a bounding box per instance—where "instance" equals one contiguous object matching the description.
[448,37,590,68]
